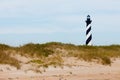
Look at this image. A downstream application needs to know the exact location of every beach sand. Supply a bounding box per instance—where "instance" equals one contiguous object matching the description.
[0,58,120,80]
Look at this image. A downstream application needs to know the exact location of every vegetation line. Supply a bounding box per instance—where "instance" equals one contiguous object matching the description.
[0,42,120,68]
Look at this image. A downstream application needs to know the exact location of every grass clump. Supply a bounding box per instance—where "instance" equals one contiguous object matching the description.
[29,60,44,64]
[100,56,111,65]
[0,44,11,51]
[29,54,63,68]
[18,43,54,57]
[67,45,120,65]
[0,51,20,69]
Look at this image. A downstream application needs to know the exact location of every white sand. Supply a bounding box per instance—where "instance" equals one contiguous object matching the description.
[0,58,120,80]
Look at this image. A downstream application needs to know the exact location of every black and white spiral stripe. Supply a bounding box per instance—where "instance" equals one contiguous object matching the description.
[86,15,92,45]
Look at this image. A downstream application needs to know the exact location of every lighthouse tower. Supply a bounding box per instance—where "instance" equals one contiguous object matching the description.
[86,15,92,45]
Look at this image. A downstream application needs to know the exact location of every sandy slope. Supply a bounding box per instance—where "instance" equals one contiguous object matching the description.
[0,58,120,80]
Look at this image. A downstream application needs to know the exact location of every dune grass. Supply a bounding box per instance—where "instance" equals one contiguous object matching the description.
[29,54,63,68]
[0,51,20,69]
[0,44,20,69]
[17,43,54,57]
[0,42,120,68]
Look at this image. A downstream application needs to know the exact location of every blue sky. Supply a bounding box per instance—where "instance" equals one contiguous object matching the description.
[0,0,120,46]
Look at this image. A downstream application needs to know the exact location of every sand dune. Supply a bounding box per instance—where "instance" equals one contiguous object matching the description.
[0,58,120,80]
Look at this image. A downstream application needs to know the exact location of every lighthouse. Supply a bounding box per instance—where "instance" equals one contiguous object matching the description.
[86,15,92,45]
